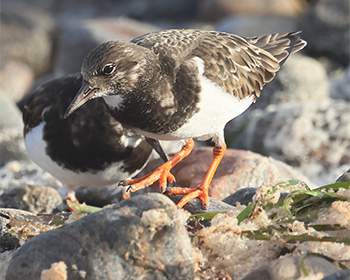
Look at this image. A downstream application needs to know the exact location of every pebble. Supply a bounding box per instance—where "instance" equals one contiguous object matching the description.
[242,255,339,280]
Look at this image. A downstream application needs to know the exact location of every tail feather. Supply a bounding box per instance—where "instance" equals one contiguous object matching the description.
[246,31,307,66]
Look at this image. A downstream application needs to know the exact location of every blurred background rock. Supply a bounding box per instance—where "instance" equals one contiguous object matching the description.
[0,0,349,188]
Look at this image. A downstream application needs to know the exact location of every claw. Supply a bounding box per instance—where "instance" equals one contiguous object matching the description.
[167,143,226,209]
[118,139,194,197]
[118,180,128,187]
[159,185,166,193]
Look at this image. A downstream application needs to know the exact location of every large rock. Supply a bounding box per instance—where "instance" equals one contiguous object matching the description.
[143,147,312,201]
[54,17,160,75]
[298,0,350,67]
[59,0,199,22]
[215,15,297,37]
[0,1,55,76]
[0,161,61,195]
[330,65,350,101]
[225,55,329,151]
[255,55,329,109]
[6,194,194,280]
[0,60,35,103]
[198,0,303,22]
[0,90,29,167]
[233,100,350,185]
[0,184,62,214]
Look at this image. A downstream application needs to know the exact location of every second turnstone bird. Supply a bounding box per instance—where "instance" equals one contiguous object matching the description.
[22,73,168,203]
[64,29,307,209]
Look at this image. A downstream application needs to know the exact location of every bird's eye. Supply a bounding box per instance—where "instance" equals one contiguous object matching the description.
[102,64,116,75]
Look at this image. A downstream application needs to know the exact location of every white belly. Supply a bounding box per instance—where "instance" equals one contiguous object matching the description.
[135,72,254,145]
[24,123,133,188]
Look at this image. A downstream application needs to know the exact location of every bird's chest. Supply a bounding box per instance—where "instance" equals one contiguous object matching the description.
[104,75,253,141]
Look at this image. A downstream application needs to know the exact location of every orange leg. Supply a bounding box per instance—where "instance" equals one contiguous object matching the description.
[119,139,194,194]
[168,143,226,209]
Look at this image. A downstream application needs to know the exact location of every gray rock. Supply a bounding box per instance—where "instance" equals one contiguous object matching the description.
[0,1,55,76]
[59,0,199,22]
[0,213,20,253]
[0,90,23,130]
[0,251,16,279]
[297,0,350,67]
[0,60,35,103]
[233,100,350,185]
[0,185,62,214]
[256,55,329,109]
[75,185,122,208]
[0,161,62,195]
[322,269,350,280]
[330,65,350,101]
[198,0,302,22]
[0,90,29,167]
[336,168,350,183]
[242,255,339,280]
[54,17,160,75]
[168,194,234,214]
[225,55,329,150]
[144,147,314,201]
[6,193,194,280]
[222,188,257,206]
[215,15,297,37]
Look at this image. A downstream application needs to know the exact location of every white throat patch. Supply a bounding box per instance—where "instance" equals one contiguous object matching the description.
[103,95,124,110]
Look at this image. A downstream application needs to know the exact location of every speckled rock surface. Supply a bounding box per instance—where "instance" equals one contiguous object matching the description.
[144,147,313,201]
[6,194,194,280]
[242,255,339,280]
[232,100,350,185]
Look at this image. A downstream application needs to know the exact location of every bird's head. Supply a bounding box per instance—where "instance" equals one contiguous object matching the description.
[64,41,150,118]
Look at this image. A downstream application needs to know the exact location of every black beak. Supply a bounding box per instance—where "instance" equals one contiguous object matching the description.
[64,81,97,119]
[145,138,169,162]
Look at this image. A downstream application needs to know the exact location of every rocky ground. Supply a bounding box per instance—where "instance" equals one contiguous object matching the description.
[0,0,349,279]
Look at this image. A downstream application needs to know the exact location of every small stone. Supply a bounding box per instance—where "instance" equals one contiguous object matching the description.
[222,188,257,206]
[0,185,62,214]
[241,255,339,280]
[336,169,350,183]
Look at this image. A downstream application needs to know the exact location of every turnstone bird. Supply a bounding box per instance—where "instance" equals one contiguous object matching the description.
[64,29,307,209]
[22,73,168,203]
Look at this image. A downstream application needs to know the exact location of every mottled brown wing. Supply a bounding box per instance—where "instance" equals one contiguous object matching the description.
[191,31,282,100]
[132,30,306,100]
[131,29,204,75]
[245,32,307,65]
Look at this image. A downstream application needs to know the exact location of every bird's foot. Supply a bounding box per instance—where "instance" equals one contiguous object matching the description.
[167,142,227,210]
[119,138,194,196]
[167,185,209,209]
[119,164,176,194]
